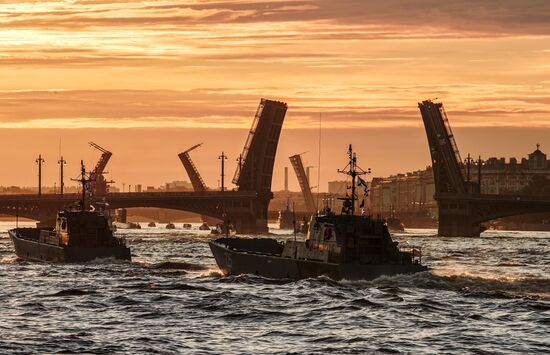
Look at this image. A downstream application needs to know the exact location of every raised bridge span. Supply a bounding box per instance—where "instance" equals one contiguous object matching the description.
[419,99,550,237]
[0,98,288,234]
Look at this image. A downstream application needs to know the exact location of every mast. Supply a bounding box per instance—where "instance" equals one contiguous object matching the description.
[337,145,370,215]
[80,160,87,210]
[71,160,91,211]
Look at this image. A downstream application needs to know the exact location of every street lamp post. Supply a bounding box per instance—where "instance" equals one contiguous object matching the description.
[58,156,66,195]
[464,153,473,183]
[219,152,227,192]
[478,156,483,193]
[36,154,45,196]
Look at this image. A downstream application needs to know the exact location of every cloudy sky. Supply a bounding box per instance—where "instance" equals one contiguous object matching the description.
[1,0,549,189]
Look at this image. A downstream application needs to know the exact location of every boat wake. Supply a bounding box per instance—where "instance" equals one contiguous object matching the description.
[364,271,550,300]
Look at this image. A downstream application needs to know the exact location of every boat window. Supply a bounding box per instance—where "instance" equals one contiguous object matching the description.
[61,220,67,230]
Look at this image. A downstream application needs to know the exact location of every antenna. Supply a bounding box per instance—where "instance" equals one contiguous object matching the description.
[71,160,90,210]
[293,202,297,259]
[316,112,322,211]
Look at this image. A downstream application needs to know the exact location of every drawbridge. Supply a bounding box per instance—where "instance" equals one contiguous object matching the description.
[419,99,550,237]
[178,143,207,192]
[0,99,288,234]
[88,142,112,198]
[178,143,217,224]
[289,153,316,213]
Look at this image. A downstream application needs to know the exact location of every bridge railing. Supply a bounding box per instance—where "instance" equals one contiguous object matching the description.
[437,192,550,203]
[0,191,259,201]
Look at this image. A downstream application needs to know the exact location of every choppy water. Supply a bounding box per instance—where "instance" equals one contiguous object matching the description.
[0,221,549,354]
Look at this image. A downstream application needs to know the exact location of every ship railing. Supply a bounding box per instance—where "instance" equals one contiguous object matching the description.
[399,245,422,264]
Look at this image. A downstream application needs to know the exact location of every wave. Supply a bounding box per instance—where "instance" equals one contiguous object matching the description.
[199,267,223,278]
[0,256,18,263]
[149,283,212,292]
[367,271,550,300]
[149,261,208,271]
[215,273,296,285]
[496,262,527,267]
[82,257,130,265]
[42,289,98,297]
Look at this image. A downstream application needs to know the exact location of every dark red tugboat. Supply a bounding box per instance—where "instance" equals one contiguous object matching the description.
[209,145,427,280]
[9,161,131,262]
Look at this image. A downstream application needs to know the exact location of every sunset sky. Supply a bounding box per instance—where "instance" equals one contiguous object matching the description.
[1,1,549,191]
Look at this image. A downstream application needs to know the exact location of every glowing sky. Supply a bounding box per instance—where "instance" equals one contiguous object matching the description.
[1,1,549,189]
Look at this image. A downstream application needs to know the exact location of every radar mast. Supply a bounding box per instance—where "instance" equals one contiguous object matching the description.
[337,145,370,215]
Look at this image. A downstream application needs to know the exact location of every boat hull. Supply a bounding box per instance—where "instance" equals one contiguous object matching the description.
[9,230,131,263]
[209,240,427,280]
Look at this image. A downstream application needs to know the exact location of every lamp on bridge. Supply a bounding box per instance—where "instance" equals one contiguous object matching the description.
[219,152,228,192]
[464,153,474,182]
[36,154,45,197]
[477,156,484,194]
[58,156,66,195]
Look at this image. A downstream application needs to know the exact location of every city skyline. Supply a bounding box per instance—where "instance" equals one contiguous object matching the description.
[0,126,547,192]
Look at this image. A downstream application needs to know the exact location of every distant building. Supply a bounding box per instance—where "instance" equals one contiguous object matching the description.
[368,145,550,216]
[165,180,193,191]
[328,181,348,196]
[475,144,550,194]
[369,167,436,216]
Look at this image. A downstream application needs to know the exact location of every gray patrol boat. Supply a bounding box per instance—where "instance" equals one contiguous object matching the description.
[9,161,130,263]
[209,145,427,280]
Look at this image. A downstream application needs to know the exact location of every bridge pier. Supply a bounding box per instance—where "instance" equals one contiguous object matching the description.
[232,214,268,234]
[229,197,270,234]
[437,201,483,237]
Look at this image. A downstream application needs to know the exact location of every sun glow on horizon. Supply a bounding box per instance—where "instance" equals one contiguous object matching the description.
[1,1,550,188]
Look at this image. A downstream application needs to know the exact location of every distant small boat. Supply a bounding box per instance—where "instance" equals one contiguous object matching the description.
[277,199,294,229]
[199,222,210,231]
[210,223,234,236]
[182,223,192,229]
[166,223,176,230]
[113,221,141,230]
[386,217,405,232]
[148,222,156,227]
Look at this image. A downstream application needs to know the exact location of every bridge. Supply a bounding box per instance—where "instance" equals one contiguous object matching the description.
[0,191,261,232]
[0,98,288,233]
[419,100,550,237]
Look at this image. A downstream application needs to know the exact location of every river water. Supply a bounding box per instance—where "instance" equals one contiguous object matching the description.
[0,221,548,354]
